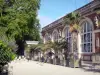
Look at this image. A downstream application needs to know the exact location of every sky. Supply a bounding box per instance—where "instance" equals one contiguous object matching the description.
[38,0,92,28]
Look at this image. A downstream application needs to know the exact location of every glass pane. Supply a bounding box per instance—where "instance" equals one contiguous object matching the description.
[87,43,90,52]
[84,44,87,52]
[87,23,92,32]
[87,33,90,42]
[84,34,86,42]
[84,23,86,32]
[91,33,92,42]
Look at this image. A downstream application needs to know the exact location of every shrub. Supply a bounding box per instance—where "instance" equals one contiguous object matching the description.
[0,41,16,72]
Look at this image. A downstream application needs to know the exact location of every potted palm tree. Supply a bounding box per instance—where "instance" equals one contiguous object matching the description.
[60,38,70,67]
[64,12,81,68]
[51,41,61,65]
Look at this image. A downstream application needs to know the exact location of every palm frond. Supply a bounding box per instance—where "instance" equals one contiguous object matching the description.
[64,12,81,25]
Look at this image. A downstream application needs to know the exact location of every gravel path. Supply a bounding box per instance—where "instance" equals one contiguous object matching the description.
[8,59,100,75]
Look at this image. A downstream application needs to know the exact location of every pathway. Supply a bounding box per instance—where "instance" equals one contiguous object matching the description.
[8,59,100,75]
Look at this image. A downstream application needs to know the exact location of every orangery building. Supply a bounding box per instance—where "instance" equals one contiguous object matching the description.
[41,0,100,62]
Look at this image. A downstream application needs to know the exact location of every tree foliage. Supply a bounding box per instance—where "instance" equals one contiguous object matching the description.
[0,0,41,55]
[64,12,81,32]
[0,0,41,41]
[6,0,40,40]
[32,38,69,53]
[0,41,16,68]
[65,12,81,25]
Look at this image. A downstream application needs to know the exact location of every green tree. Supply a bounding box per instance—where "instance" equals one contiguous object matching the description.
[0,0,41,56]
[0,41,16,72]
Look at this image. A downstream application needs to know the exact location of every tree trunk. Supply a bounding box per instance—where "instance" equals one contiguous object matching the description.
[16,39,25,56]
[64,52,69,67]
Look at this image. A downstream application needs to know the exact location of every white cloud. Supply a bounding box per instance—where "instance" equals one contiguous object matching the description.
[38,15,54,28]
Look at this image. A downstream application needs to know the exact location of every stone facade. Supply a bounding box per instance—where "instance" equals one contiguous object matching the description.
[41,0,100,61]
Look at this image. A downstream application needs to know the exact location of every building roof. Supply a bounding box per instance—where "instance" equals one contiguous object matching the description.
[42,0,100,32]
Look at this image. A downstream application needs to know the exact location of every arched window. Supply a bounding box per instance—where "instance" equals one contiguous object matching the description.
[64,27,71,52]
[52,30,59,41]
[81,21,92,52]
[64,27,71,42]
[44,33,51,43]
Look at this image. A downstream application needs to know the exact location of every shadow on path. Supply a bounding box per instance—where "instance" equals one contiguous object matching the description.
[81,65,100,73]
[0,72,8,75]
